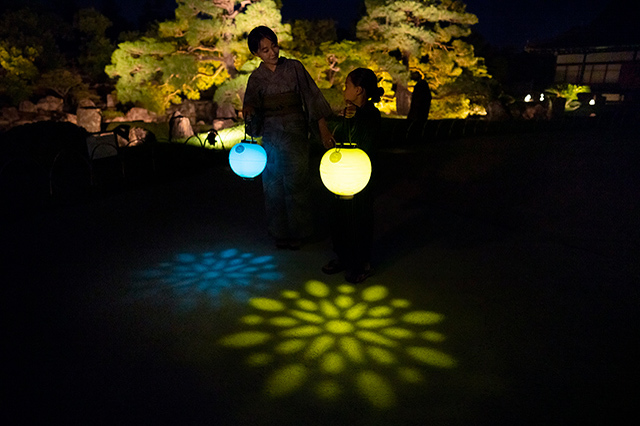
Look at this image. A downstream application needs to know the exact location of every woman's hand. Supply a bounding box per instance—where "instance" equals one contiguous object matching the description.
[322,135,335,149]
[242,105,255,121]
[318,117,335,149]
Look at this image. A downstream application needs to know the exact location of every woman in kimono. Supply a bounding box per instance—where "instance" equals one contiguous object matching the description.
[243,26,334,250]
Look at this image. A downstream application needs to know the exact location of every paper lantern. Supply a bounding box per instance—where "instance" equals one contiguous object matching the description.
[229,141,267,179]
[320,145,371,198]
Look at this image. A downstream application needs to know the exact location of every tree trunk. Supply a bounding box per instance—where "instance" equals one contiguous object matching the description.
[395,83,411,116]
[223,52,238,79]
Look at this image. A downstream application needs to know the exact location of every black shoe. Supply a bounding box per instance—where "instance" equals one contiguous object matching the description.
[345,264,372,284]
[322,259,345,274]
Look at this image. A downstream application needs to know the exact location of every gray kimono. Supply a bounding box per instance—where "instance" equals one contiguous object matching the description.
[244,58,332,240]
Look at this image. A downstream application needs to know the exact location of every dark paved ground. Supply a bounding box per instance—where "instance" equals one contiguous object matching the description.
[2,125,638,425]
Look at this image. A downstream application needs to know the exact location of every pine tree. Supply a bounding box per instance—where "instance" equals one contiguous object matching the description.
[356,0,490,117]
[106,0,290,113]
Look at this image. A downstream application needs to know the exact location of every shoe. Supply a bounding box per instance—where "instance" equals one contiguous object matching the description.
[322,259,345,275]
[345,264,372,284]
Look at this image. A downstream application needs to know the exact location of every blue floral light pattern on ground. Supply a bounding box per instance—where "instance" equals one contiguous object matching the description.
[132,248,282,307]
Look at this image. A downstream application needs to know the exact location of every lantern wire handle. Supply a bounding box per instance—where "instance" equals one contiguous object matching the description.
[243,115,257,145]
[334,106,360,152]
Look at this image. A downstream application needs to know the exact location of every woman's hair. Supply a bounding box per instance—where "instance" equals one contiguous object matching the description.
[248,26,278,54]
[347,68,384,103]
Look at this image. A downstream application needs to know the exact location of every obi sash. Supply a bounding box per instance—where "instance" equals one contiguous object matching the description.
[263,91,304,117]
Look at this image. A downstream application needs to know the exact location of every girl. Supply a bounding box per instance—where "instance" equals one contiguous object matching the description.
[322,68,383,283]
[243,26,334,249]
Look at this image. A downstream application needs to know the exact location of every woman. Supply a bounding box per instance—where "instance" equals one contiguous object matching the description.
[243,26,334,249]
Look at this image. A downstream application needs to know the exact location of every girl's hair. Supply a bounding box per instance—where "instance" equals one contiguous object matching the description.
[347,68,384,103]
[248,26,278,54]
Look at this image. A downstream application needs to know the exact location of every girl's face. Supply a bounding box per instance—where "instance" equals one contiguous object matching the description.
[344,76,360,104]
[255,37,279,67]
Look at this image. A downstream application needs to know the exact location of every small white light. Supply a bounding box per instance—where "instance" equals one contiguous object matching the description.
[539,93,545,101]
[589,98,596,106]
[524,94,532,102]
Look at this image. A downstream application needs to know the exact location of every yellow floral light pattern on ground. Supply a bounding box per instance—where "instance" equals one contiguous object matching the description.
[219,280,456,409]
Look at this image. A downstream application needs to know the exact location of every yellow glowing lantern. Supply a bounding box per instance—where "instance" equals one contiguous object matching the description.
[319,143,371,198]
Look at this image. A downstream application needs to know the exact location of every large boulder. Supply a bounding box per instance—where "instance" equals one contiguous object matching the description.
[169,112,194,140]
[128,127,151,146]
[36,96,64,112]
[486,101,511,121]
[1,107,20,124]
[106,94,117,109]
[175,101,197,124]
[125,107,157,123]
[18,100,37,113]
[213,103,236,130]
[78,99,96,108]
[522,103,548,120]
[76,105,102,133]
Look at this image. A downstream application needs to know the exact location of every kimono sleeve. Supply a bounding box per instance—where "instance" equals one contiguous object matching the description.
[243,73,262,110]
[243,72,264,136]
[293,60,333,123]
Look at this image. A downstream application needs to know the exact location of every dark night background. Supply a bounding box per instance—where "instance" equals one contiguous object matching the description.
[0,0,615,49]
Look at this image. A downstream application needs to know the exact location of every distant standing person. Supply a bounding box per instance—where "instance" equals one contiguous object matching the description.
[407,74,432,122]
[322,68,383,284]
[243,26,334,250]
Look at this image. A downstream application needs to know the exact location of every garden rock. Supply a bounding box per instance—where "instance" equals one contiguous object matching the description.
[77,106,102,133]
[169,112,194,140]
[126,107,157,123]
[37,96,64,112]
[19,101,38,113]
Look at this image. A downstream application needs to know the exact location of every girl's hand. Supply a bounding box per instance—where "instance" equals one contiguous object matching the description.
[344,104,357,118]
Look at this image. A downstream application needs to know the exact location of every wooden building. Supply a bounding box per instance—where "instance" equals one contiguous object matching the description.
[526,1,640,104]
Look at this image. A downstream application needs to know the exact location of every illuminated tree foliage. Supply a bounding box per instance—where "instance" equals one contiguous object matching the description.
[289,19,338,56]
[545,83,591,111]
[104,0,490,118]
[105,0,290,113]
[0,43,39,104]
[0,8,67,103]
[286,22,352,110]
[36,69,96,106]
[0,7,113,105]
[355,0,490,117]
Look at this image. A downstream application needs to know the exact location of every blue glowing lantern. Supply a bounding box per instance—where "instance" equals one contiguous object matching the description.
[229,140,267,179]
[320,143,371,198]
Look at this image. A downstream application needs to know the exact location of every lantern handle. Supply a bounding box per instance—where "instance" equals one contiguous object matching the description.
[333,107,359,151]
[334,141,357,150]
[243,116,257,144]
